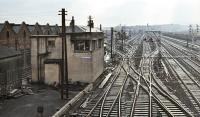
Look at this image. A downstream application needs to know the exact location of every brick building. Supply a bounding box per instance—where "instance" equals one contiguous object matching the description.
[0,21,61,82]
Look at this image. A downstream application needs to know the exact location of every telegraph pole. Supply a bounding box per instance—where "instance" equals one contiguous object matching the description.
[100,24,102,31]
[63,8,69,99]
[59,8,68,99]
[158,31,161,57]
[121,29,124,51]
[111,27,113,60]
[188,25,192,47]
[88,16,94,32]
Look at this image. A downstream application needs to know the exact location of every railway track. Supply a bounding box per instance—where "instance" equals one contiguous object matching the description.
[160,40,200,116]
[76,58,131,117]
[77,35,141,117]
[128,39,192,117]
[162,39,200,79]
[162,36,200,51]
[70,33,195,117]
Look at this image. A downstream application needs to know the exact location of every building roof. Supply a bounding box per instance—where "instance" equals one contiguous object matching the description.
[27,25,35,32]
[0,21,102,35]
[40,26,46,34]
[65,26,84,33]
[65,25,102,33]
[40,25,53,35]
[0,46,21,59]
[12,24,21,33]
[50,25,60,35]
[78,26,102,32]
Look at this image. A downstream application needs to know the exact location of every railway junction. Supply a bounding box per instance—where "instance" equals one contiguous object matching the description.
[51,30,200,117]
[0,0,199,116]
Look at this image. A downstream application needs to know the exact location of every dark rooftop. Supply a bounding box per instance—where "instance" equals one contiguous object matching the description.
[12,24,21,33]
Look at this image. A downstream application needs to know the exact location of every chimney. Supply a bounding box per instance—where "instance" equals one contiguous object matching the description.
[70,16,75,32]
[100,24,102,31]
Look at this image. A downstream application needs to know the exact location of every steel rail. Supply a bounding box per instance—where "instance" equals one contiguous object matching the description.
[128,73,175,116]
[163,40,200,81]
[149,55,194,117]
[161,47,200,108]
[129,65,193,117]
[128,57,142,117]
[99,60,128,117]
[105,66,129,117]
[85,64,122,117]
[162,44,200,89]
[125,34,188,117]
[129,81,140,117]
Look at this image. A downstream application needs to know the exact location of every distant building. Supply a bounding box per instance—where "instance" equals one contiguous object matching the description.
[0,21,60,49]
[31,25,104,84]
[0,21,61,82]
[0,46,22,97]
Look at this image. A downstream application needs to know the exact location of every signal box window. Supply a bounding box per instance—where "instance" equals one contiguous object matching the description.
[74,40,90,52]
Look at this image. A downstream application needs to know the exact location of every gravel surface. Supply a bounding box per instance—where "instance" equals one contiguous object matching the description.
[0,84,80,117]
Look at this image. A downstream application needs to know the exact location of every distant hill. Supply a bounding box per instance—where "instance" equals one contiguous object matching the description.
[148,24,188,33]
[103,24,189,33]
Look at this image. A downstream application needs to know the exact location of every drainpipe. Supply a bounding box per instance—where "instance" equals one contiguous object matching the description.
[37,37,40,82]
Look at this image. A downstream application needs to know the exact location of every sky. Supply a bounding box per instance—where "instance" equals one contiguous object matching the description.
[0,0,200,27]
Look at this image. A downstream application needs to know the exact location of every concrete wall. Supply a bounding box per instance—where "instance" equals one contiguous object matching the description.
[31,33,104,84]
[68,52,93,83]
[67,34,93,83]
[44,64,60,85]
[31,36,60,82]
[92,48,104,82]
[47,37,62,59]
[67,34,104,83]
[31,38,38,82]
